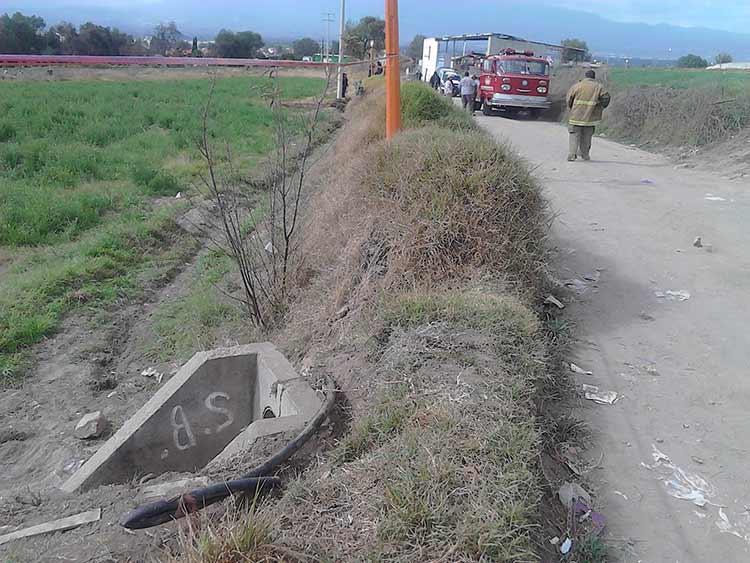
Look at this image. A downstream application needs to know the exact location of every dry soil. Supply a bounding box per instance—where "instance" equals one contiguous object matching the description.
[479,113,750,562]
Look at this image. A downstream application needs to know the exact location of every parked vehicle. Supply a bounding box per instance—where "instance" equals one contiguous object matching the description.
[478,49,551,118]
[437,67,461,97]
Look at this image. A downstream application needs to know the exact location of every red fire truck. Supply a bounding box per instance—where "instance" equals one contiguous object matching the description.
[478,49,551,118]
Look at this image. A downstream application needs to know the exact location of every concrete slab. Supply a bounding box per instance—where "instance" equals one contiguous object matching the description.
[62,343,322,492]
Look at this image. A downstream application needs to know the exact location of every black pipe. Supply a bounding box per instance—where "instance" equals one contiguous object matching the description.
[121,476,281,529]
[120,376,337,530]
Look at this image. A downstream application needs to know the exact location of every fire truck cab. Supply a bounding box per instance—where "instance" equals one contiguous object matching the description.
[478,49,551,117]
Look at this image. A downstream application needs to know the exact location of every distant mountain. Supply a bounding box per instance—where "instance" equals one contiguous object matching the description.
[3,2,750,61]
[409,6,750,61]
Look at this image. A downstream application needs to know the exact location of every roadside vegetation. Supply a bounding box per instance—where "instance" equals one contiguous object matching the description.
[607,67,750,91]
[0,74,324,383]
[147,250,241,362]
[552,65,750,148]
[172,81,566,561]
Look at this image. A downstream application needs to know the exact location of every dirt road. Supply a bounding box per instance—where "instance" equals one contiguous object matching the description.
[479,114,750,561]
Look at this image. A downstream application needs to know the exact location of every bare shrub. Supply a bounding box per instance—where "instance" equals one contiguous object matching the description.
[195,71,333,328]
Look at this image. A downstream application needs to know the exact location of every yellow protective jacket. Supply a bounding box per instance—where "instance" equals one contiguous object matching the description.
[567,78,610,126]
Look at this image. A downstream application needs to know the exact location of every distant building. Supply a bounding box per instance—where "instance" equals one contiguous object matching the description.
[310,53,354,63]
[707,62,750,70]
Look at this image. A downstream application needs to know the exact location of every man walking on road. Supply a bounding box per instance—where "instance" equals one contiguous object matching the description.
[566,69,610,161]
[429,70,441,90]
[460,72,475,114]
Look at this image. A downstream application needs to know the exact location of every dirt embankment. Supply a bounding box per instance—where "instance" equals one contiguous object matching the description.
[1,83,572,562]
[159,83,574,562]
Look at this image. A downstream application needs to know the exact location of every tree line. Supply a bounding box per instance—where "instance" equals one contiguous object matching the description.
[0,11,387,61]
[291,16,386,60]
[0,12,267,58]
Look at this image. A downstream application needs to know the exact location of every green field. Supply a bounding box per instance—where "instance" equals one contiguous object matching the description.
[608,67,750,93]
[0,75,325,382]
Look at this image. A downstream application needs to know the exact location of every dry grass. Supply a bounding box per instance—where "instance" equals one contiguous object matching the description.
[601,85,750,146]
[176,82,553,562]
[271,287,547,561]
[550,65,750,148]
[299,83,548,334]
[361,126,548,290]
[160,501,309,563]
[265,84,552,561]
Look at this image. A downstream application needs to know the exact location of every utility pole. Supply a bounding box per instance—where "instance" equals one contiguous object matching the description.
[385,0,401,139]
[337,0,346,98]
[322,12,335,63]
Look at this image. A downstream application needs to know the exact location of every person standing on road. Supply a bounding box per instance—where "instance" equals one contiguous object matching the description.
[430,70,440,90]
[443,75,455,97]
[472,74,480,113]
[460,72,475,113]
[341,72,349,98]
[566,69,611,161]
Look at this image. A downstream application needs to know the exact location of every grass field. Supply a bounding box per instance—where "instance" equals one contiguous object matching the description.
[0,74,325,383]
[608,67,750,94]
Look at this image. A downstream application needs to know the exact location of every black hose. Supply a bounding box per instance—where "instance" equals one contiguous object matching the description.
[120,376,336,530]
[121,477,281,529]
[242,376,337,479]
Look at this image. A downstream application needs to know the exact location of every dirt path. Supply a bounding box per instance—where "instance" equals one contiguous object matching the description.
[479,115,750,561]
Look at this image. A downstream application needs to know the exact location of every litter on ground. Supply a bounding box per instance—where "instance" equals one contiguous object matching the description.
[583,384,619,405]
[575,499,607,532]
[583,270,602,282]
[570,363,593,375]
[0,509,101,546]
[560,538,573,554]
[140,367,164,384]
[558,481,591,510]
[544,295,565,309]
[655,290,691,302]
[716,508,745,539]
[563,278,590,295]
[645,444,717,508]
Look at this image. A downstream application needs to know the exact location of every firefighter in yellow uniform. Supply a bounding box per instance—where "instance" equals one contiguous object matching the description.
[566,69,610,161]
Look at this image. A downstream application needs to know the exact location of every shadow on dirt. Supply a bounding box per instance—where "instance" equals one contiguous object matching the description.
[480,100,565,123]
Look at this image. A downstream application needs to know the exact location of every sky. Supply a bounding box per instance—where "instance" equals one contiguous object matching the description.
[6,0,750,36]
[5,0,750,57]
[541,0,750,33]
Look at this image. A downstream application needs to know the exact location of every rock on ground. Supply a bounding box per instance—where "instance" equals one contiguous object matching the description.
[74,411,108,440]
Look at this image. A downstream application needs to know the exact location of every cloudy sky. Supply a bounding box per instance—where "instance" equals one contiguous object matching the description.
[542,0,749,32]
[5,0,749,38]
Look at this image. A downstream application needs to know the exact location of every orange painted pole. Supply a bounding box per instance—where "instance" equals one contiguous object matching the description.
[385,0,401,139]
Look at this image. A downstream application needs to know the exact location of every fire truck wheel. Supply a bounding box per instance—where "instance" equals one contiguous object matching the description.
[482,100,493,116]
